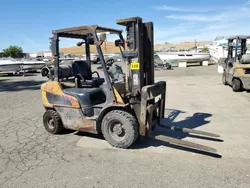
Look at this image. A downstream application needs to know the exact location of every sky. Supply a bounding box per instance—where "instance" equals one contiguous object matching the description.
[1,0,250,52]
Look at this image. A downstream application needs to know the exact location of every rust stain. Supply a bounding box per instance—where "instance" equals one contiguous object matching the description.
[79,127,96,132]
[76,118,96,133]
[63,94,80,108]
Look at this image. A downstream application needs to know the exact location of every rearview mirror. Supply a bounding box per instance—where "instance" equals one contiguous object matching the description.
[99,33,106,42]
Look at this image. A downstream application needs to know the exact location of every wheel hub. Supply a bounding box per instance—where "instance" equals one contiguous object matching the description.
[113,123,123,135]
[108,120,126,141]
[48,118,55,130]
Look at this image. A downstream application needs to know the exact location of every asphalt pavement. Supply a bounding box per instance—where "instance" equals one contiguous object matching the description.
[0,64,250,188]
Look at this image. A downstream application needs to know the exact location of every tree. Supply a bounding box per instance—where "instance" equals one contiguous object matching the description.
[2,45,24,58]
[201,47,209,53]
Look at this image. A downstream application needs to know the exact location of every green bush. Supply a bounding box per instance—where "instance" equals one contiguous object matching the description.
[2,45,24,58]
[201,47,209,53]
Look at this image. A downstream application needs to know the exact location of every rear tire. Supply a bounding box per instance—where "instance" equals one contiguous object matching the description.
[43,109,65,134]
[232,78,242,92]
[101,110,139,149]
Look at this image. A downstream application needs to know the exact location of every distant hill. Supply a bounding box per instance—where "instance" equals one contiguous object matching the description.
[60,42,120,55]
[60,41,213,55]
[155,41,212,51]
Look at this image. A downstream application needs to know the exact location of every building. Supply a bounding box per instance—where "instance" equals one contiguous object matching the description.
[43,51,52,57]
[29,53,37,58]
[28,51,52,58]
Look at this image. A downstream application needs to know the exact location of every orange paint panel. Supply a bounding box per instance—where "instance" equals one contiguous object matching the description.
[41,81,63,95]
[41,81,82,108]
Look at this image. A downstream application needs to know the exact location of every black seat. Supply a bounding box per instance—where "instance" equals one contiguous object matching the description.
[64,88,106,107]
[64,87,106,116]
[72,60,105,88]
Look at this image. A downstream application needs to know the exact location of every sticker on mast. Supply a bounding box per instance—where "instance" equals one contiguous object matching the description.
[130,62,140,70]
[133,74,139,85]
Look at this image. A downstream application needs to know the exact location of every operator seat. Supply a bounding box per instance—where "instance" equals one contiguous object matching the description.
[72,60,105,88]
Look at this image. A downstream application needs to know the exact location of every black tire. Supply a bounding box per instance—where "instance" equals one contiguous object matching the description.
[222,72,227,85]
[41,67,49,77]
[232,78,242,92]
[43,109,65,134]
[101,110,139,149]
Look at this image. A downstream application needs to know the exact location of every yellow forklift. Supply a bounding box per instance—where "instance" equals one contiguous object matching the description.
[222,35,250,92]
[41,17,220,153]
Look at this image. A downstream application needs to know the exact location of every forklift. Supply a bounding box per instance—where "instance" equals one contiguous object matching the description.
[222,35,250,92]
[41,17,220,153]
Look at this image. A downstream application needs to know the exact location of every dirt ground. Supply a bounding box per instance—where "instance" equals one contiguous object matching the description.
[0,64,250,188]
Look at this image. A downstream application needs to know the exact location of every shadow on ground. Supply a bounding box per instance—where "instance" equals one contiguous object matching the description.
[75,109,223,158]
[158,109,217,140]
[0,78,44,92]
[131,109,223,158]
[0,72,39,77]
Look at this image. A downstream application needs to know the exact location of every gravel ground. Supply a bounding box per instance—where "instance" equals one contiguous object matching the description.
[0,64,250,188]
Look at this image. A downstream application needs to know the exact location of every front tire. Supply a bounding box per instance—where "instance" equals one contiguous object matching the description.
[43,110,65,134]
[101,110,139,149]
[232,78,242,92]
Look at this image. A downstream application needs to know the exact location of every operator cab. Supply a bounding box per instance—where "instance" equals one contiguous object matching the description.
[62,60,107,117]
[226,36,250,67]
[49,59,107,117]
[45,25,125,117]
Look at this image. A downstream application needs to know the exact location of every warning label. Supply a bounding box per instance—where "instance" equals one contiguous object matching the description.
[130,62,140,70]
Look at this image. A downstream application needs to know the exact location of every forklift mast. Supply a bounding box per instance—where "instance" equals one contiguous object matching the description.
[116,17,166,137]
[115,17,221,152]
[116,17,155,94]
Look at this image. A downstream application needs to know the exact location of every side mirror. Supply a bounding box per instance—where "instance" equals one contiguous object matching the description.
[77,41,84,46]
[115,39,122,47]
[99,33,106,42]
